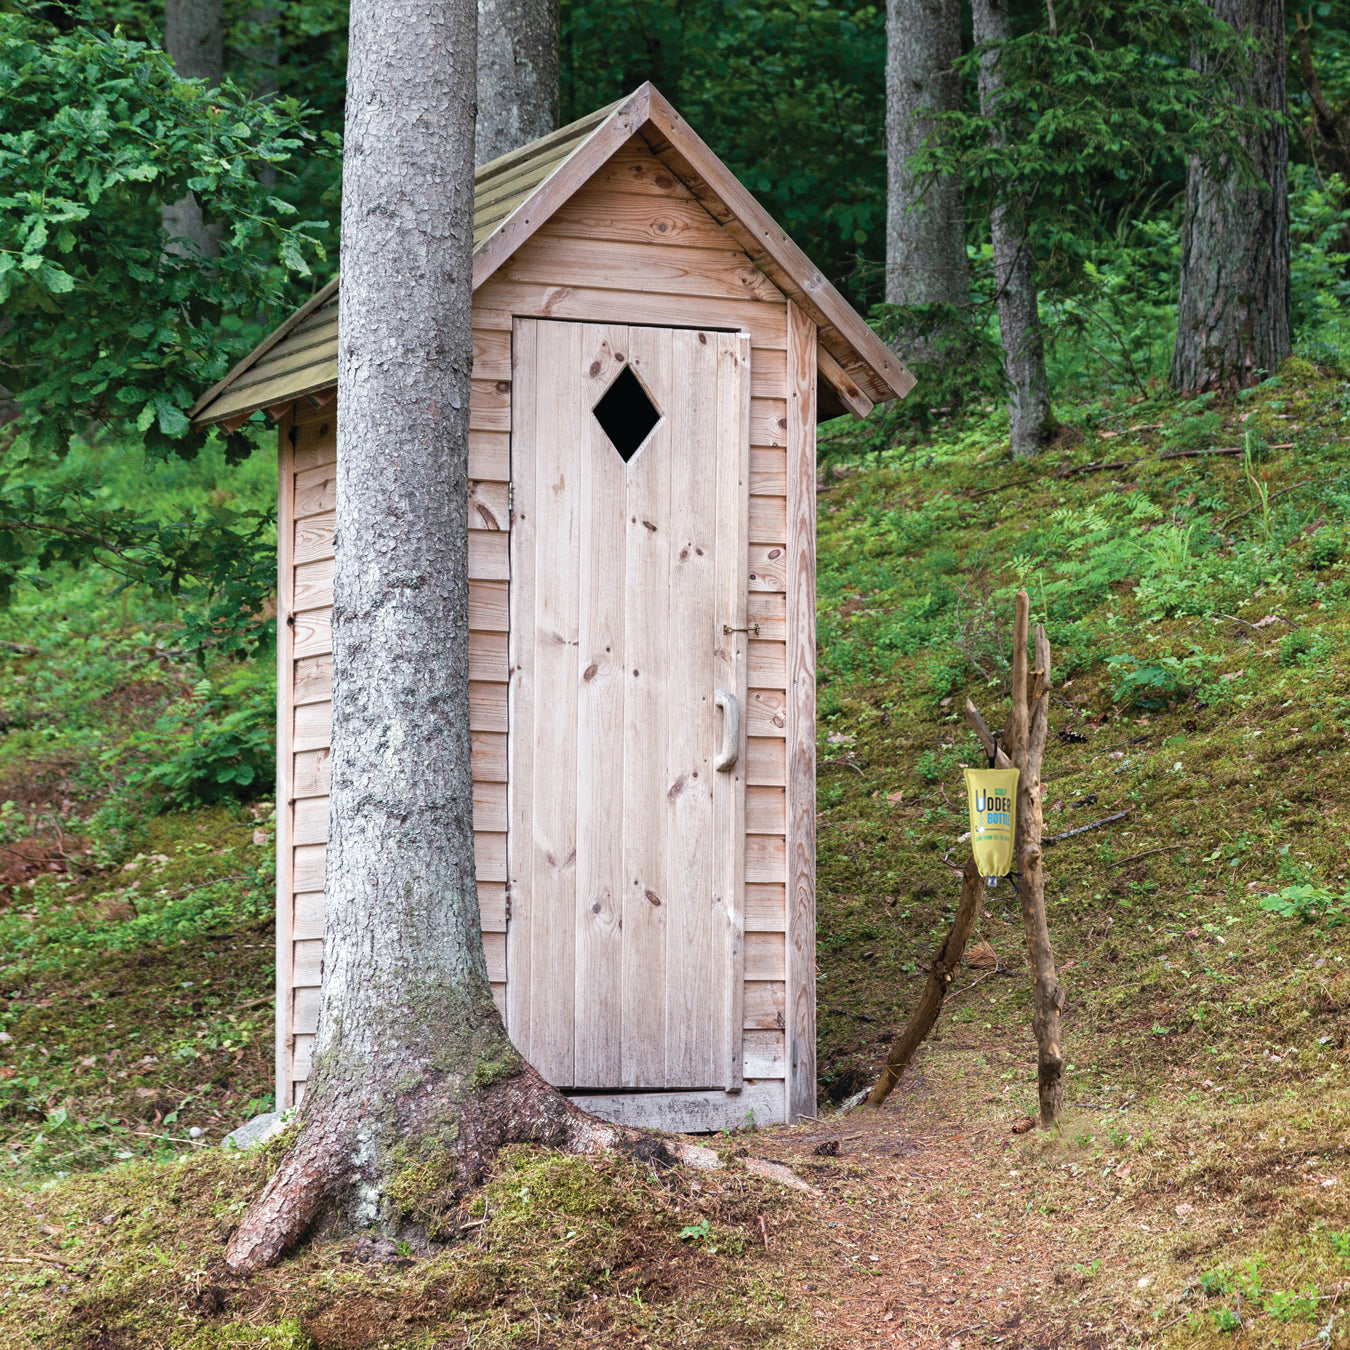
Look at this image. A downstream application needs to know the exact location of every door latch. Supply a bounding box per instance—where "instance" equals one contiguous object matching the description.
[721,623,759,636]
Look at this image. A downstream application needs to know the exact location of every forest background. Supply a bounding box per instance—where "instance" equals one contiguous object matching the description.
[5,0,1350,1345]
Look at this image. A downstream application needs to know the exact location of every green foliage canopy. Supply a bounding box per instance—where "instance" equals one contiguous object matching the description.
[0,13,330,465]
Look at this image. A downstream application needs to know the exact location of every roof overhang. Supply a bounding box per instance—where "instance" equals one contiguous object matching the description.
[191,83,913,430]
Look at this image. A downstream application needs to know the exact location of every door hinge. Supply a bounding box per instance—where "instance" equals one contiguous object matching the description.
[722,623,759,636]
[507,481,514,517]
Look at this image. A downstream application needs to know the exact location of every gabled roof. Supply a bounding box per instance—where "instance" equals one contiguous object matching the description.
[191,83,913,429]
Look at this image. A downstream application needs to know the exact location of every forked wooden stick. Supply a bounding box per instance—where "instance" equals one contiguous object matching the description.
[863,591,1066,1125]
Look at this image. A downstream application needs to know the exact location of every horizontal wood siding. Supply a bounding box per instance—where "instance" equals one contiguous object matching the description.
[279,137,796,1119]
[279,392,510,1105]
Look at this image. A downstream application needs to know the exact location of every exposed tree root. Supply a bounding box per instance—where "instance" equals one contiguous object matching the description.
[225,1062,633,1274]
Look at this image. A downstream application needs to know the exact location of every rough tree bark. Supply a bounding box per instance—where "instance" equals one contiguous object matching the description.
[866,592,1064,1124]
[224,0,621,1275]
[162,0,223,257]
[885,0,969,344]
[971,0,1053,458]
[1172,0,1290,393]
[476,0,559,165]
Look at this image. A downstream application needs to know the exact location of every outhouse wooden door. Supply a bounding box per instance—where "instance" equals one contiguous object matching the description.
[507,319,751,1093]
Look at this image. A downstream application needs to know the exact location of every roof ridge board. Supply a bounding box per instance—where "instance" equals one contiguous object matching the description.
[473,123,603,199]
[472,144,584,215]
[252,315,339,367]
[634,92,913,403]
[472,97,624,186]
[470,86,653,291]
[189,275,339,420]
[216,337,335,397]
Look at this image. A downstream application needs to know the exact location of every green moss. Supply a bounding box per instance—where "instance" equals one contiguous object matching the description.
[385,1147,461,1236]
[467,1042,522,1091]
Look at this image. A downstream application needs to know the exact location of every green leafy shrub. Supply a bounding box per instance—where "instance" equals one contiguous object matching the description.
[1259,883,1350,929]
[1163,411,1222,451]
[1106,652,1207,708]
[112,668,275,809]
[1307,527,1343,570]
[1279,630,1315,666]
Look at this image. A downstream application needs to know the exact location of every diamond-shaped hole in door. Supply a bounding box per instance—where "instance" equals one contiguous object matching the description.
[592,364,661,462]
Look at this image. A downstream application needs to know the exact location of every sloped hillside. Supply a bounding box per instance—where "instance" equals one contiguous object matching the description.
[1,363,1349,1347]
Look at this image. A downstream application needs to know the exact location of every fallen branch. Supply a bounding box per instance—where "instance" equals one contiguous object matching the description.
[1220,480,1313,531]
[862,859,984,1109]
[1044,810,1130,845]
[132,1130,205,1147]
[945,963,1006,1002]
[1157,446,1244,459]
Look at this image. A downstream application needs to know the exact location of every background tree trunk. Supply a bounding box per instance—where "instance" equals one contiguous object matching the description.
[162,0,223,257]
[885,0,969,336]
[225,0,611,1275]
[1171,0,1290,393]
[971,0,1053,458]
[476,0,559,165]
[245,6,281,187]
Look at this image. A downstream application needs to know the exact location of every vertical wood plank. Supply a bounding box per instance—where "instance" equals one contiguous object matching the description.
[715,332,751,1091]
[785,300,818,1124]
[506,319,537,1048]
[621,327,673,1088]
[659,327,720,1088]
[573,325,628,1087]
[276,414,297,1108]
[528,321,581,1084]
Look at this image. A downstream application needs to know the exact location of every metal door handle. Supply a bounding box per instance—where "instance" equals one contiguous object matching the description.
[714,690,739,771]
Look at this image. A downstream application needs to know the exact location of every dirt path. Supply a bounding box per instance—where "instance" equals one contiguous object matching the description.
[723,1026,1350,1350]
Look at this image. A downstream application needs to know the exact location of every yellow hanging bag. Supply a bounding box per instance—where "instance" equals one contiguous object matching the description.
[963,767,1019,879]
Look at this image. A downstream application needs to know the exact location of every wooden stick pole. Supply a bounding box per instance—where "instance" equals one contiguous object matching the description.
[1013,616,1065,1127]
[864,859,985,1109]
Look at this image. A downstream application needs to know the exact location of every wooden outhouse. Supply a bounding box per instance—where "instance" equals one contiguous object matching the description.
[191,84,912,1132]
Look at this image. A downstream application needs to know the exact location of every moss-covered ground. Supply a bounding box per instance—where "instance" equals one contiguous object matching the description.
[1,366,1350,1346]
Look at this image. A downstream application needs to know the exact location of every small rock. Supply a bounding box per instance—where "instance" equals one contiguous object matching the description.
[188,1126,203,1139]
[743,1157,821,1195]
[221,1109,294,1151]
[0,1032,12,1045]
[252,829,269,846]
[1175,1203,1194,1216]
[352,1235,401,1264]
[1137,1276,1152,1290]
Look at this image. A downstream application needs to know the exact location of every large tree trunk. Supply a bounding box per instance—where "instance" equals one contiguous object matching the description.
[476,0,559,165]
[225,0,614,1275]
[885,0,969,334]
[1172,0,1290,393]
[162,0,223,257]
[971,0,1053,458]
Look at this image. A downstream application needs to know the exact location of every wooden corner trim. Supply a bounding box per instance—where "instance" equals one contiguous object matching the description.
[784,301,817,1125]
